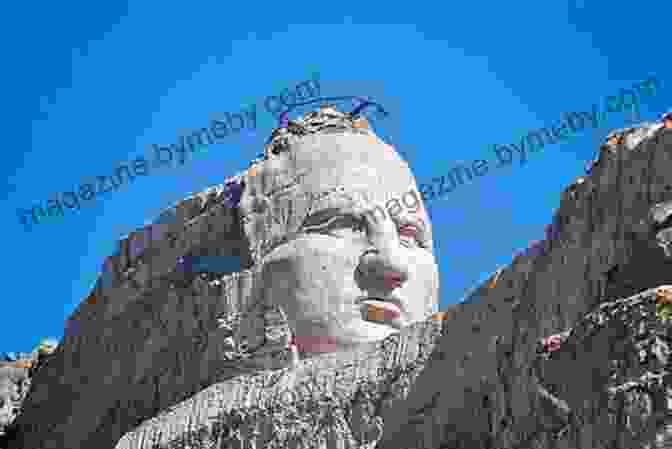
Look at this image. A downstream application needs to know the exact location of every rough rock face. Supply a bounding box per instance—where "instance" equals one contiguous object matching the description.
[0,350,54,443]
[112,316,448,449]
[534,287,672,449]
[109,288,672,449]
[6,113,672,449]
[4,187,295,449]
[0,362,30,439]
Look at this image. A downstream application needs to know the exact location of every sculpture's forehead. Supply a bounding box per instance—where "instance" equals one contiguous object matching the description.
[266,133,418,206]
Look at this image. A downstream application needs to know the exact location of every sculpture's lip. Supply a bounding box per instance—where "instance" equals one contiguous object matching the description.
[356,296,404,311]
[356,296,406,327]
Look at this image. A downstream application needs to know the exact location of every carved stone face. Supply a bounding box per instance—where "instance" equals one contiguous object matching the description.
[253,132,439,356]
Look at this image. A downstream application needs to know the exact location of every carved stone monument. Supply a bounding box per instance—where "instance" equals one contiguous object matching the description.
[239,105,439,357]
[8,106,672,449]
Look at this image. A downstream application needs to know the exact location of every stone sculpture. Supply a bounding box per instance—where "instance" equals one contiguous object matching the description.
[10,102,672,449]
[239,105,439,358]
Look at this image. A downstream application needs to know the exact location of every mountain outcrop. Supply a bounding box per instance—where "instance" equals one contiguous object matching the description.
[109,286,672,449]
[0,346,56,442]
[4,109,672,449]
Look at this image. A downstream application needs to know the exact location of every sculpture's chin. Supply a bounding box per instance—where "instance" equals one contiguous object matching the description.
[290,297,427,357]
[304,321,399,354]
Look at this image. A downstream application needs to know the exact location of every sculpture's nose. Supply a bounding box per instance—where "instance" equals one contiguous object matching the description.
[351,192,412,292]
[356,247,410,291]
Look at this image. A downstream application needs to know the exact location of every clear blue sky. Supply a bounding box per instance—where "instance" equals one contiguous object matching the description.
[2,0,671,354]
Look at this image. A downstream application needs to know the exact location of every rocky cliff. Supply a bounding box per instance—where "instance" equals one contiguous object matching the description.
[4,112,672,449]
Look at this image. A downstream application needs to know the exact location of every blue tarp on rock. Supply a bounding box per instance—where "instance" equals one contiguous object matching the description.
[175,255,241,274]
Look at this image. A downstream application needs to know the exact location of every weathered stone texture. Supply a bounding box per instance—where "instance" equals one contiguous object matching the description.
[6,188,291,448]
[109,288,672,449]
[7,120,672,449]
[112,318,445,449]
[0,364,29,438]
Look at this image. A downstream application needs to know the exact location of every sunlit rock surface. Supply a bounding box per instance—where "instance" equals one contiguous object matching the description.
[6,112,672,449]
[0,349,54,444]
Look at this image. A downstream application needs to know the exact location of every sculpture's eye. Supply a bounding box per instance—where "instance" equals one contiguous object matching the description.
[398,224,417,238]
[398,224,420,247]
[397,216,431,250]
[299,212,363,236]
